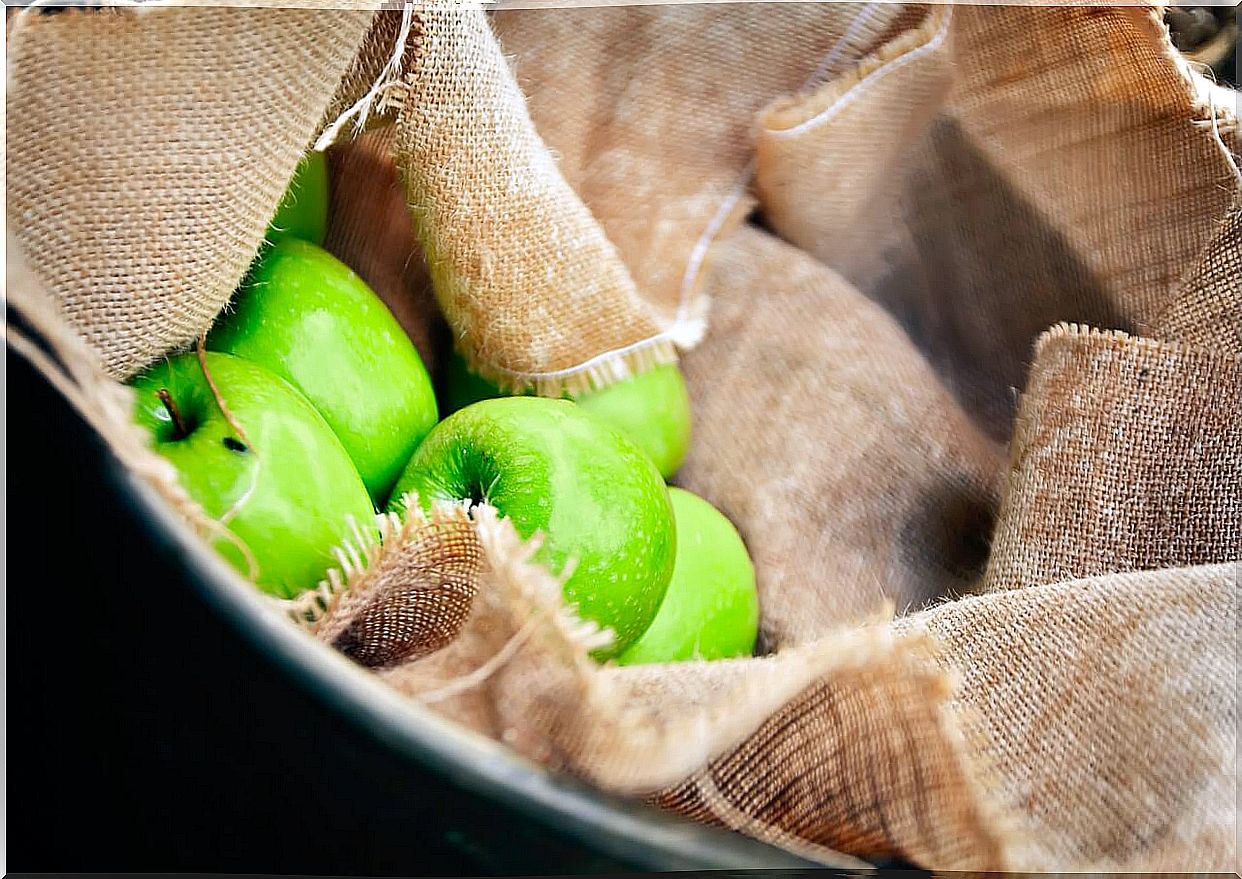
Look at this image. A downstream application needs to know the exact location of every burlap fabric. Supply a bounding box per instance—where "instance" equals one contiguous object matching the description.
[323,125,446,370]
[4,3,378,380]
[6,1,1239,872]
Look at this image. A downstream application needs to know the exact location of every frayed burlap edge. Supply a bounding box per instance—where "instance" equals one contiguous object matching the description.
[283,498,480,669]
[377,3,697,400]
[1008,319,1242,491]
[1147,6,1242,181]
[759,4,953,137]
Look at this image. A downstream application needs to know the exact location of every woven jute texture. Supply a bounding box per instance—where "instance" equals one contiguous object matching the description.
[1151,193,1242,352]
[304,506,481,669]
[6,1,1239,873]
[678,226,1004,647]
[324,125,446,372]
[387,2,676,395]
[5,4,376,380]
[757,5,1242,440]
[490,2,923,322]
[984,325,1241,590]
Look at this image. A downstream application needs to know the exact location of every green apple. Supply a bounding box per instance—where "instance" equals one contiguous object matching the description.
[618,488,758,665]
[267,151,329,245]
[388,397,675,659]
[130,352,375,599]
[576,365,691,481]
[207,239,438,503]
[439,351,692,479]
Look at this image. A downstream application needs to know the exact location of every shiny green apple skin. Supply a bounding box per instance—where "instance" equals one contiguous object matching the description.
[576,365,691,480]
[208,239,438,503]
[617,488,758,666]
[388,397,675,659]
[130,352,375,599]
[440,351,692,479]
[267,151,329,245]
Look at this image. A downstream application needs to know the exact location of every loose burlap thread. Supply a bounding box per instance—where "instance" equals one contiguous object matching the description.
[7,2,1239,872]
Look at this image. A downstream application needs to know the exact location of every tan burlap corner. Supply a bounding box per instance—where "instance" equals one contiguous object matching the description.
[985,324,1241,590]
[297,503,480,670]
[5,5,376,380]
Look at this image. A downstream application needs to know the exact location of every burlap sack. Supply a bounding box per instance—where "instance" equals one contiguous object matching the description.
[6,1,1238,873]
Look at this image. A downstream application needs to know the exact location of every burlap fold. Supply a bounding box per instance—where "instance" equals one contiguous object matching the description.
[751,6,1241,439]
[1150,195,1242,353]
[678,225,1004,648]
[386,2,675,395]
[490,1,923,321]
[6,4,376,379]
[985,324,1241,591]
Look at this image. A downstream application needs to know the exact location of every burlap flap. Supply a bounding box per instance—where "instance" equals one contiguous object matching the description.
[304,506,480,669]
[374,3,936,392]
[490,2,922,321]
[985,325,1241,590]
[385,3,674,395]
[753,5,953,289]
[658,565,1238,871]
[6,5,376,380]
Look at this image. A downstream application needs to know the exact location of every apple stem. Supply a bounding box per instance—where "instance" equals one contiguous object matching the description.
[196,334,252,451]
[156,388,190,439]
